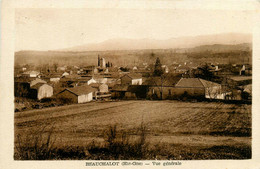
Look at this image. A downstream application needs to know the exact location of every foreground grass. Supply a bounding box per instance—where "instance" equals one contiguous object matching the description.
[14,124,251,160]
[14,100,251,160]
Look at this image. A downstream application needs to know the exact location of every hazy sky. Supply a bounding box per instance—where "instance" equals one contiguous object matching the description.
[15,8,254,51]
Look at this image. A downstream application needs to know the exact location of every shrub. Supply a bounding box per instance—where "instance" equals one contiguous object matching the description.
[14,125,56,160]
[87,122,149,160]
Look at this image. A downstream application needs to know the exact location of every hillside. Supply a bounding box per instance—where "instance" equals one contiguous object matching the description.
[15,42,252,67]
[188,43,252,53]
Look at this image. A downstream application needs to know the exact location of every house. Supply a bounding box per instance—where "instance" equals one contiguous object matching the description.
[84,66,99,74]
[60,74,81,87]
[90,83,111,99]
[78,77,97,85]
[21,71,40,78]
[58,66,66,71]
[29,83,53,100]
[120,73,142,85]
[161,65,169,73]
[49,73,62,82]
[41,73,62,83]
[176,65,190,73]
[56,85,97,103]
[90,83,109,94]
[93,75,108,84]
[30,78,47,87]
[175,78,223,99]
[133,66,138,71]
[62,72,70,77]
[228,76,252,86]
[239,64,252,76]
[239,84,252,100]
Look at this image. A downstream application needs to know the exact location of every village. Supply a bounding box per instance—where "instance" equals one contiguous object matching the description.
[14,54,252,112]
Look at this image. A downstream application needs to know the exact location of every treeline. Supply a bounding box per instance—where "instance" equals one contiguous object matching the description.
[15,47,252,68]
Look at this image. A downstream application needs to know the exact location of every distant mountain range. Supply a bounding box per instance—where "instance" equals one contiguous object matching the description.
[58,33,252,52]
[187,43,252,53]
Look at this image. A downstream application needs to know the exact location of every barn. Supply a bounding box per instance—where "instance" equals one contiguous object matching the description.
[29,83,53,100]
[56,85,97,103]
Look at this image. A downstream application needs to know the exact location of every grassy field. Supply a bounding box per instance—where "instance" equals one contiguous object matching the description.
[14,100,251,160]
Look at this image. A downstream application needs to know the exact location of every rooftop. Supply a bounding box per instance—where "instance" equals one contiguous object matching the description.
[61,85,97,96]
[121,73,142,79]
[175,78,220,88]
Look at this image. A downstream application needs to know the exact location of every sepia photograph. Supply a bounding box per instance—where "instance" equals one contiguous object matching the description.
[1,0,260,168]
[13,7,254,160]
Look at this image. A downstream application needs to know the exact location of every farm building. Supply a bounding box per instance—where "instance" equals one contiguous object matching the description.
[175,78,223,99]
[29,83,53,100]
[56,85,97,103]
[120,73,142,85]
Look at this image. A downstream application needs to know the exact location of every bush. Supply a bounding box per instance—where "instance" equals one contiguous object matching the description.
[87,122,149,160]
[14,125,56,160]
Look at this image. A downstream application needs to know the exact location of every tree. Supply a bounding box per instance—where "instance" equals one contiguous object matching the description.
[150,52,156,60]
[153,57,163,76]
[53,63,58,72]
[98,55,100,67]
[120,67,130,72]
[196,63,214,81]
